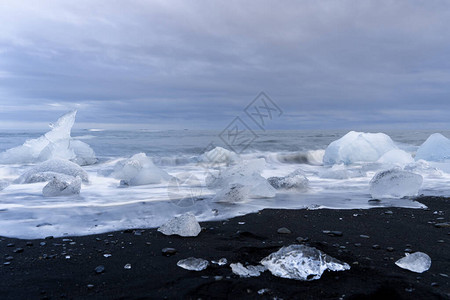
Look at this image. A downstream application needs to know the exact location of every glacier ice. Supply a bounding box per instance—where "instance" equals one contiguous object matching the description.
[369,168,423,199]
[323,131,397,165]
[200,146,239,164]
[157,212,201,237]
[319,164,365,179]
[112,153,171,186]
[0,111,97,166]
[42,175,82,197]
[377,149,414,165]
[0,180,9,191]
[230,263,266,277]
[415,133,450,162]
[206,159,276,198]
[213,183,249,203]
[268,169,309,190]
[260,245,350,281]
[177,257,209,271]
[395,252,431,273]
[15,159,89,184]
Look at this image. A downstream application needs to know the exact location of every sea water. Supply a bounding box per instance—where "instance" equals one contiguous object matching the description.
[1,128,449,238]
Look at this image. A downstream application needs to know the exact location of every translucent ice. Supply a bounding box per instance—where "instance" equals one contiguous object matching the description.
[323,131,397,165]
[200,146,239,164]
[395,252,431,273]
[0,111,97,165]
[319,164,365,179]
[206,159,276,198]
[370,168,423,199]
[260,244,350,281]
[213,183,249,203]
[112,153,171,186]
[15,159,89,184]
[415,133,450,162]
[42,176,82,197]
[0,180,9,191]
[177,257,209,271]
[230,263,266,277]
[377,149,414,165]
[268,169,309,190]
[157,212,201,237]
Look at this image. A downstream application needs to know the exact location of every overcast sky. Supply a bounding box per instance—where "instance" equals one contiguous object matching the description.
[0,1,449,130]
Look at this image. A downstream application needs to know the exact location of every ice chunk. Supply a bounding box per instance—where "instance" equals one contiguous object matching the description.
[323,131,397,165]
[0,180,10,191]
[0,111,97,166]
[260,245,350,281]
[206,159,276,198]
[319,164,365,179]
[404,160,443,178]
[230,263,266,277]
[268,169,309,190]
[177,257,209,271]
[369,168,423,199]
[15,159,89,184]
[415,133,450,162]
[22,172,76,184]
[42,176,82,197]
[377,149,414,165]
[112,153,171,186]
[157,212,201,237]
[213,183,249,203]
[395,252,431,273]
[200,146,239,164]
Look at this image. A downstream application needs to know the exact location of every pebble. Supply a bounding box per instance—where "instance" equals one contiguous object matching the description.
[95,265,105,274]
[372,244,380,250]
[404,248,413,253]
[329,231,343,237]
[434,222,450,228]
[3,262,11,266]
[45,236,54,240]
[87,284,94,289]
[354,243,362,247]
[296,237,309,243]
[162,248,177,256]
[277,227,291,234]
[26,242,33,247]
[6,243,14,247]
[437,240,445,243]
[360,235,370,239]
[384,210,393,215]
[124,263,131,269]
[13,248,24,253]
[5,256,13,261]
[431,282,439,287]
[386,247,395,252]
[40,242,46,246]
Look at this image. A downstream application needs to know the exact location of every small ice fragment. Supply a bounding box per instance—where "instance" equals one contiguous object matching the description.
[177,257,209,271]
[230,263,266,277]
[103,254,112,258]
[211,258,228,266]
[213,183,249,203]
[42,176,81,197]
[157,212,201,237]
[260,244,350,281]
[258,288,271,295]
[395,252,431,273]
[369,168,423,198]
[124,263,131,270]
[65,255,70,259]
[415,133,450,162]
[268,169,309,190]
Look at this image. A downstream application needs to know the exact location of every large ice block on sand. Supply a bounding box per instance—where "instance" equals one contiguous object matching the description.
[395,252,431,273]
[268,169,309,190]
[42,175,81,197]
[323,131,397,165]
[112,153,171,186]
[157,212,201,237]
[15,159,89,183]
[260,245,350,281]
[206,159,276,198]
[415,133,450,162]
[369,169,423,199]
[0,111,97,166]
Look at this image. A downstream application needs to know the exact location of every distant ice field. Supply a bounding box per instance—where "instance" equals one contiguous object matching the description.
[1,113,449,238]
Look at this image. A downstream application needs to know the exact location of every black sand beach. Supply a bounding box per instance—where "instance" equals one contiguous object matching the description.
[1,196,449,300]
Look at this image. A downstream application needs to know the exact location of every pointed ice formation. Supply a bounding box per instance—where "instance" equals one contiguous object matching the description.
[323,131,397,165]
[0,111,97,166]
[177,257,209,271]
[157,212,201,237]
[15,159,89,184]
[112,153,171,186]
[200,146,239,164]
[415,133,450,162]
[369,168,423,199]
[268,169,309,190]
[260,245,350,281]
[42,176,82,197]
[395,252,431,273]
[230,263,266,277]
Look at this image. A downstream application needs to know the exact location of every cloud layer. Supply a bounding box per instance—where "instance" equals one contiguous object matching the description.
[1,1,449,129]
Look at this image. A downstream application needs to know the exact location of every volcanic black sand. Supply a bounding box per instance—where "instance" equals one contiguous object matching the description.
[1,196,449,300]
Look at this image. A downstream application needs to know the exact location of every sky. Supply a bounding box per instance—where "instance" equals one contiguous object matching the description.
[0,0,450,130]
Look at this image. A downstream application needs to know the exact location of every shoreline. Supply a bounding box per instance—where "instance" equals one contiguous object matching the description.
[1,196,449,299]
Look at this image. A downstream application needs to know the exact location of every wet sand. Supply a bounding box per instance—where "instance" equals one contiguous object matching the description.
[1,196,449,299]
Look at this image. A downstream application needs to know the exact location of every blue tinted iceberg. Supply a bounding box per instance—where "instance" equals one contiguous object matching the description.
[415,133,450,162]
[323,131,397,165]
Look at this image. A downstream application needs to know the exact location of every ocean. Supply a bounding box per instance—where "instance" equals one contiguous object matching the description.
[1,128,449,239]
